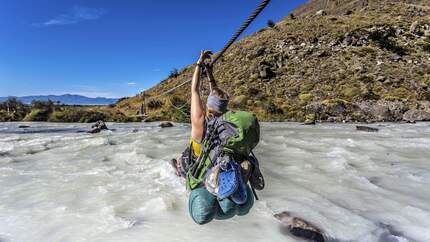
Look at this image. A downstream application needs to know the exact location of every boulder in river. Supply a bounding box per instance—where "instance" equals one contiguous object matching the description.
[92,120,108,130]
[274,211,325,242]
[88,120,108,134]
[160,122,174,128]
[356,126,379,132]
[18,125,30,128]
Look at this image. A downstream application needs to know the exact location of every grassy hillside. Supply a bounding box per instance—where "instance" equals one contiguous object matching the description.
[114,0,430,123]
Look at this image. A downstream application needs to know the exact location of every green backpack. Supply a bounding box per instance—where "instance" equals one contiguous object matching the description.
[186,111,260,190]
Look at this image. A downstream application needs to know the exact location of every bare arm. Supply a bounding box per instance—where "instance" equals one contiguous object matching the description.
[191,51,211,142]
[205,64,217,92]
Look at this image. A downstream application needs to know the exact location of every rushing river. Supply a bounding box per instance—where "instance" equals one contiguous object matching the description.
[0,122,429,242]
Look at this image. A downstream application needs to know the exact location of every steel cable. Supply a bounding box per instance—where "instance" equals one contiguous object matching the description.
[212,0,271,64]
[152,0,272,97]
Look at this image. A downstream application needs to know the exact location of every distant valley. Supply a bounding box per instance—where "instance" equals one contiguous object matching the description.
[0,94,119,106]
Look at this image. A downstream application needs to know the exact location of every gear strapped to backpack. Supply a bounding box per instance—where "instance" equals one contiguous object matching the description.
[186,111,263,197]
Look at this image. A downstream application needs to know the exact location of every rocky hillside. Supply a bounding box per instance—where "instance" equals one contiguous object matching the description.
[114,0,430,123]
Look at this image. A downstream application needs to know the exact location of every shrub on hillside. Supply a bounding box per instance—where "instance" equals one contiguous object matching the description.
[147,98,163,109]
[231,95,248,108]
[422,42,430,52]
[299,93,313,104]
[170,96,187,107]
[266,101,283,114]
[369,28,408,55]
[169,68,179,78]
[267,20,275,28]
[0,111,10,122]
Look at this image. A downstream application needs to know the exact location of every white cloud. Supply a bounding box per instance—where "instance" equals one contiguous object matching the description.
[34,6,107,27]
[127,82,137,86]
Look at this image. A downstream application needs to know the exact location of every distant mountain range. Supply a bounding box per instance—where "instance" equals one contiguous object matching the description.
[0,94,119,106]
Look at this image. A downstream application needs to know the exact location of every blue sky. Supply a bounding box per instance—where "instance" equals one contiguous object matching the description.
[0,0,306,98]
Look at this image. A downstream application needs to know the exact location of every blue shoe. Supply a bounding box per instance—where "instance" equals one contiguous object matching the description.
[217,162,239,200]
[230,164,248,205]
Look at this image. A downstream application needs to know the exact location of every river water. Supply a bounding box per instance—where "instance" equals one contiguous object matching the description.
[0,122,429,242]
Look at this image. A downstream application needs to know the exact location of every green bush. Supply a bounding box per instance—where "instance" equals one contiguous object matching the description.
[300,83,314,93]
[393,87,410,98]
[422,43,430,52]
[342,87,361,99]
[353,46,376,57]
[232,95,248,107]
[0,111,10,122]
[305,113,316,121]
[299,93,313,104]
[369,28,408,55]
[24,109,50,121]
[147,98,164,109]
[383,87,410,101]
[267,20,275,28]
[170,96,187,107]
[266,100,283,114]
[48,109,107,123]
[169,68,179,78]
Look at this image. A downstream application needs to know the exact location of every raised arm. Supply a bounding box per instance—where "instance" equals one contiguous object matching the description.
[191,50,211,142]
[205,63,217,92]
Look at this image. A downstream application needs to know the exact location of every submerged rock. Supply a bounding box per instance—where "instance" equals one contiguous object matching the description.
[88,128,102,134]
[18,125,30,128]
[274,211,325,242]
[303,120,316,125]
[160,122,174,128]
[356,126,379,132]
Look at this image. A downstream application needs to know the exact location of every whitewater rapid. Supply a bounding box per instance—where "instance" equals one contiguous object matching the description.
[0,122,429,242]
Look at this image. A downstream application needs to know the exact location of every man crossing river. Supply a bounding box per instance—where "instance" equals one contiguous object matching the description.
[171,50,264,225]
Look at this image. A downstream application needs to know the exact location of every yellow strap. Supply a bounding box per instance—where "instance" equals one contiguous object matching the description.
[190,139,202,157]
